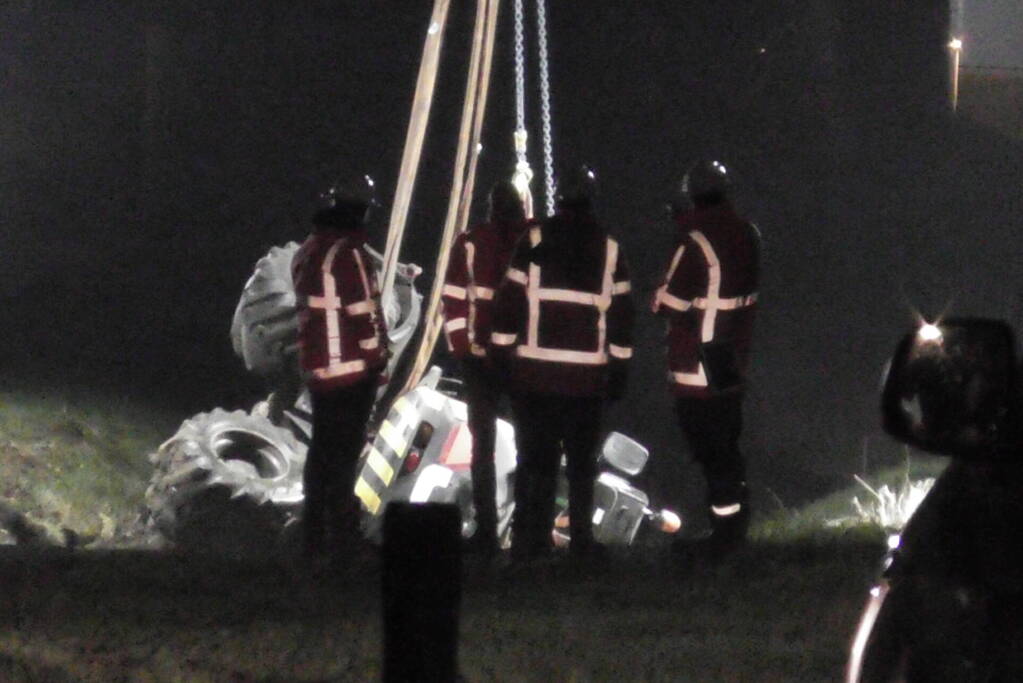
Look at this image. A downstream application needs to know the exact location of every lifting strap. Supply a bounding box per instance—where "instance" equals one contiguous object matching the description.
[380,0,452,314]
[403,0,502,392]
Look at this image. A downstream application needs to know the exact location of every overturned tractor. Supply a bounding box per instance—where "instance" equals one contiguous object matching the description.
[145,243,679,556]
[144,242,421,554]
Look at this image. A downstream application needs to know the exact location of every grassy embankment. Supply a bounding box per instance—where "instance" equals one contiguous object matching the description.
[0,387,175,548]
[0,387,942,681]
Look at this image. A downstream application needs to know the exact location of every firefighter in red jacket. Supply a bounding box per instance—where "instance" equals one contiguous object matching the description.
[652,159,760,557]
[491,167,634,562]
[292,173,388,561]
[441,180,530,556]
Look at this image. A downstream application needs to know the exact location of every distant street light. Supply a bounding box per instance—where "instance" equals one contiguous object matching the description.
[948,37,963,112]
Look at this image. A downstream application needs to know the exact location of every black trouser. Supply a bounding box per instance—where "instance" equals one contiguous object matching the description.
[674,392,749,540]
[510,392,603,558]
[462,356,500,545]
[303,374,379,556]
[265,358,303,424]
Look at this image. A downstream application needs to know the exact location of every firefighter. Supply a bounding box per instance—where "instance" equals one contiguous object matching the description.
[652,159,761,558]
[491,166,634,563]
[441,180,531,557]
[292,173,388,563]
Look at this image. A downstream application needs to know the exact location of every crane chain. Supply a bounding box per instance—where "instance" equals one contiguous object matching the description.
[535,0,555,217]
[513,0,527,160]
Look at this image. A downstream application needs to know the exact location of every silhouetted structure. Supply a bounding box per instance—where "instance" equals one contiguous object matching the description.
[383,502,461,682]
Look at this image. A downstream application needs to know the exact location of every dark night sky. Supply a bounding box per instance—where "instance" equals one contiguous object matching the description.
[2,1,1023,517]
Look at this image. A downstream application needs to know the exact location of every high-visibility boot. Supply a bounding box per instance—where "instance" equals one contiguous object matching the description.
[706,484,750,558]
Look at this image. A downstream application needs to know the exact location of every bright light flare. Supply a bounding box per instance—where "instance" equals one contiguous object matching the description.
[917,323,943,343]
[949,37,963,51]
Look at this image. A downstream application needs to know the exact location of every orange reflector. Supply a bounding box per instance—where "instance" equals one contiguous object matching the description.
[660,510,682,534]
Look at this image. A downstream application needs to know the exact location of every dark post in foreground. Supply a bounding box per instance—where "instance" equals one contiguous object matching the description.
[382,502,462,682]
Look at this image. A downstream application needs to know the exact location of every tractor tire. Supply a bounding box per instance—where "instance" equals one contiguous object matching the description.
[231,242,301,379]
[231,242,423,385]
[145,408,307,558]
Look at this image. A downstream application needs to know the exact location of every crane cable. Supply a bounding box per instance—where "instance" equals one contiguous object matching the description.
[380,0,452,317]
[403,0,502,391]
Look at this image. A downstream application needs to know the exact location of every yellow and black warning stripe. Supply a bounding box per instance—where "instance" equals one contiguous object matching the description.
[354,395,419,515]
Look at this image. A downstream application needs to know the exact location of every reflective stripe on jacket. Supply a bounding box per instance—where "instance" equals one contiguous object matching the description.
[653,203,760,397]
[292,227,387,392]
[441,219,530,358]
[491,218,634,397]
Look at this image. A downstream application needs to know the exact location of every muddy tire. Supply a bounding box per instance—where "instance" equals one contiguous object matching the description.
[145,408,307,557]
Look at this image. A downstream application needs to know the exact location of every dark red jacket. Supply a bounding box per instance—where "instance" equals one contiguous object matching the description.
[653,203,760,398]
[441,218,530,358]
[292,227,387,393]
[491,216,634,397]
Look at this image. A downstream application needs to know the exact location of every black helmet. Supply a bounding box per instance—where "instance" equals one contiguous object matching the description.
[314,172,377,228]
[555,165,598,211]
[488,179,526,222]
[676,159,732,210]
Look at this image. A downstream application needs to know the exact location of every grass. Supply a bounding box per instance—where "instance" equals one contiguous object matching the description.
[0,537,881,682]
[754,452,947,543]
[0,386,908,681]
[463,536,879,682]
[0,387,175,546]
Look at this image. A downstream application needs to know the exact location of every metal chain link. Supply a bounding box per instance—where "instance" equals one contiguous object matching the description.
[535,0,555,217]
[512,0,527,161]
[511,0,534,217]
